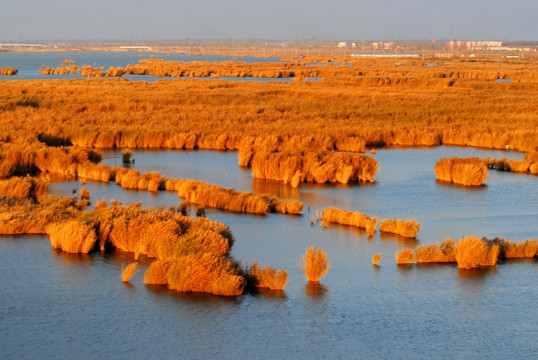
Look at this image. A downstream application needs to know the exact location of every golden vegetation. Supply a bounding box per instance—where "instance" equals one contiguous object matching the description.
[372,253,381,266]
[435,157,488,186]
[122,262,138,283]
[247,261,288,290]
[301,246,330,282]
[416,238,456,263]
[380,219,421,238]
[0,68,18,76]
[0,176,47,200]
[249,149,378,186]
[396,248,416,265]
[321,207,378,235]
[485,155,538,175]
[397,237,536,269]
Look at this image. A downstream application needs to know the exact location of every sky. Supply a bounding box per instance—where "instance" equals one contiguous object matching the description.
[1,0,537,42]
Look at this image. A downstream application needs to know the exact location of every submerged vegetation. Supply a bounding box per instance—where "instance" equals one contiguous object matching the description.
[321,207,378,235]
[379,219,421,238]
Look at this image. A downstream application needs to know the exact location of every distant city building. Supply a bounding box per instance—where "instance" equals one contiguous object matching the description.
[337,42,347,48]
[372,42,394,50]
[446,41,502,51]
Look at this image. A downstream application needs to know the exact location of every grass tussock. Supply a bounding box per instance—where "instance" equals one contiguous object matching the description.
[0,176,48,200]
[0,68,18,76]
[301,246,330,282]
[250,149,378,186]
[122,262,138,283]
[248,261,288,290]
[372,253,381,266]
[435,157,488,186]
[489,238,538,259]
[396,248,416,264]
[321,206,378,235]
[485,156,537,175]
[48,220,97,254]
[455,236,499,269]
[380,218,421,238]
[416,238,456,263]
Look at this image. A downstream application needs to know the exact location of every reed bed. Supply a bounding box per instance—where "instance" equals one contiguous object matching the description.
[247,261,288,290]
[250,149,378,186]
[379,219,421,238]
[0,195,88,235]
[396,248,416,265]
[2,64,537,155]
[485,157,537,175]
[396,236,536,269]
[435,157,488,186]
[0,68,18,76]
[0,176,47,200]
[44,201,246,295]
[122,262,138,283]
[301,246,330,282]
[321,207,378,235]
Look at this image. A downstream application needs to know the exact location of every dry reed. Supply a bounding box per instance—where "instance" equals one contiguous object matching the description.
[454,236,499,269]
[380,219,421,238]
[396,248,416,264]
[248,261,288,290]
[301,246,330,282]
[372,253,381,266]
[415,238,456,263]
[321,207,378,235]
[122,262,138,283]
[435,157,488,186]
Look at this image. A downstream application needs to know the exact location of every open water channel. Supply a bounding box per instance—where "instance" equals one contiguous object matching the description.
[2,145,537,359]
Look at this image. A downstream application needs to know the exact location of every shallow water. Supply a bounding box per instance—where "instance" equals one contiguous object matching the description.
[0,52,295,82]
[3,146,538,359]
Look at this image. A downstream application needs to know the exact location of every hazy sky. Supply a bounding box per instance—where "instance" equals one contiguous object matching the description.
[2,0,537,42]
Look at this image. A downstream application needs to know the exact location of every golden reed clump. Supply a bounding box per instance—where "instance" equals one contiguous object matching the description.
[48,220,97,254]
[372,253,381,266]
[0,176,48,200]
[489,238,538,259]
[0,68,18,76]
[249,149,378,187]
[0,195,88,235]
[122,262,138,283]
[43,201,246,296]
[396,248,416,265]
[416,238,456,263]
[435,157,488,186]
[247,261,288,290]
[301,246,330,282]
[321,207,378,235]
[485,156,537,175]
[380,219,421,238]
[455,236,499,269]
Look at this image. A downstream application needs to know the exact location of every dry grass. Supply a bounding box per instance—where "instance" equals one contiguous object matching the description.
[380,219,421,238]
[248,261,288,290]
[250,149,378,186]
[321,207,378,235]
[48,220,97,254]
[485,157,537,175]
[122,262,138,283]
[396,248,416,264]
[0,68,18,76]
[435,157,488,186]
[301,246,330,282]
[454,236,499,269]
[416,238,456,263]
[489,238,538,259]
[372,253,381,266]
[0,176,48,200]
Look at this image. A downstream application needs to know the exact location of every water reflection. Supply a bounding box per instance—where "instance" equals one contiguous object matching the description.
[380,232,419,247]
[305,281,328,298]
[251,288,288,300]
[251,178,300,199]
[457,267,497,280]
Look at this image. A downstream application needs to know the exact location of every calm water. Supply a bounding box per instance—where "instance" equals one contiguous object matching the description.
[2,146,538,359]
[0,52,297,82]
